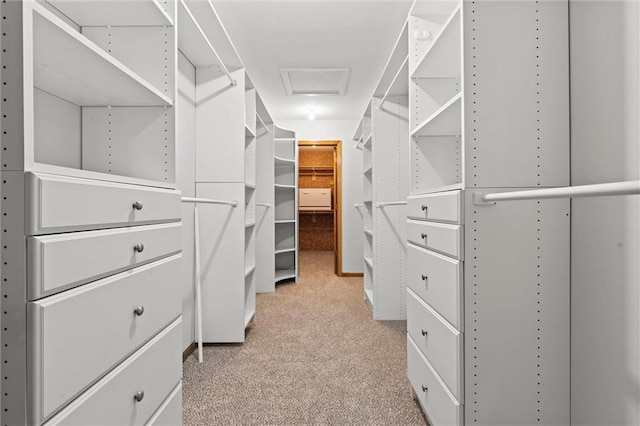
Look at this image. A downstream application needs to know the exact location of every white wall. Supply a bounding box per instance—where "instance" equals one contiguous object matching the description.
[279,119,363,274]
[570,2,640,424]
[176,52,196,352]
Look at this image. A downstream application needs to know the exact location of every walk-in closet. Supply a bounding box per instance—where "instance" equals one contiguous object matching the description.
[1,0,638,425]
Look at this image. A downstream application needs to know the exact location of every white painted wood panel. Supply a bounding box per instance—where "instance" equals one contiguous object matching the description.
[27,255,182,424]
[407,289,463,402]
[407,243,463,330]
[407,336,462,426]
[406,219,463,259]
[28,222,181,300]
[146,382,183,426]
[26,172,181,235]
[42,319,181,426]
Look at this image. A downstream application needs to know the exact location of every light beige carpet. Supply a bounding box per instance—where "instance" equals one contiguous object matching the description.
[182,250,428,425]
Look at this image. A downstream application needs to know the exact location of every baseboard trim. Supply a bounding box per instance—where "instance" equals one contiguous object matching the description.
[341,272,364,277]
[183,342,197,362]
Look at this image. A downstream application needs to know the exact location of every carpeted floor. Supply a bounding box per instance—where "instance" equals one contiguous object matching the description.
[182,250,428,425]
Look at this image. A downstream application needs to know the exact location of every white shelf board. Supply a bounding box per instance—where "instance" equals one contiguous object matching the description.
[275,269,296,283]
[28,162,177,190]
[245,265,256,277]
[374,21,409,97]
[275,248,296,255]
[364,229,373,237]
[245,222,256,228]
[46,0,173,26]
[275,220,296,224]
[364,288,374,306]
[274,155,296,165]
[410,182,464,195]
[364,199,373,204]
[32,3,172,107]
[364,165,373,175]
[411,4,461,79]
[274,184,296,189]
[363,133,373,147]
[245,182,256,189]
[411,92,462,137]
[244,309,255,327]
[364,256,374,269]
[245,124,256,139]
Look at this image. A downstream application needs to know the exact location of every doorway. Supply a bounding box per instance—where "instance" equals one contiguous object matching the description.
[297,140,342,275]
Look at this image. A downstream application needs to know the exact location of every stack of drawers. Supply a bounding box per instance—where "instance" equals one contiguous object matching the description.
[405,190,463,425]
[25,172,183,425]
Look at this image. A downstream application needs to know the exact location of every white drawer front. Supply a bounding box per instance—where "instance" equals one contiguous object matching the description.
[407,220,463,260]
[147,382,182,426]
[43,318,182,426]
[26,172,181,235]
[28,255,182,424]
[407,244,463,330]
[407,289,463,401]
[28,222,182,300]
[407,336,462,426]
[407,191,462,224]
[299,188,331,210]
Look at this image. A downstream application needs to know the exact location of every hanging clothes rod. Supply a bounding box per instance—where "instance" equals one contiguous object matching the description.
[178,0,237,87]
[378,55,409,111]
[474,180,640,205]
[182,197,238,207]
[376,200,408,208]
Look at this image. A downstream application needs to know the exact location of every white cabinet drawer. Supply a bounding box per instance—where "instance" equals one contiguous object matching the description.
[27,255,182,424]
[26,172,181,235]
[407,289,463,402]
[28,222,182,300]
[407,244,463,330]
[43,319,182,426]
[407,220,463,260]
[407,191,462,224]
[147,382,182,426]
[407,336,462,426]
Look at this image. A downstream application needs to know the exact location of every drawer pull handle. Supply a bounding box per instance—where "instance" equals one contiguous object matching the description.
[421,205,428,212]
[132,201,144,211]
[133,243,145,253]
[421,274,428,282]
[421,329,428,337]
[421,385,428,393]
[133,306,145,316]
[134,390,145,402]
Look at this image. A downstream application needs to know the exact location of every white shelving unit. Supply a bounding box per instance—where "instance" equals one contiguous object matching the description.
[353,20,409,320]
[178,0,259,343]
[1,1,182,424]
[273,126,298,284]
[405,1,571,425]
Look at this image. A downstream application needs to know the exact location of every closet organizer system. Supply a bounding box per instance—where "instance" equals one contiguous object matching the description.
[353,23,409,320]
[0,0,297,424]
[355,0,580,424]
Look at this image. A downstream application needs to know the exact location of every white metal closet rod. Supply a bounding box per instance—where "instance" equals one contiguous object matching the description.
[476,180,640,204]
[256,203,272,208]
[376,200,407,208]
[182,196,238,207]
[178,0,237,87]
[378,55,409,111]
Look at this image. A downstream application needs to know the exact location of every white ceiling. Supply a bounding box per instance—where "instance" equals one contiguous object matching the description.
[212,0,413,122]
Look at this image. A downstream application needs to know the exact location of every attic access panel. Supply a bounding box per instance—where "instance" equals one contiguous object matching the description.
[280,68,350,96]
